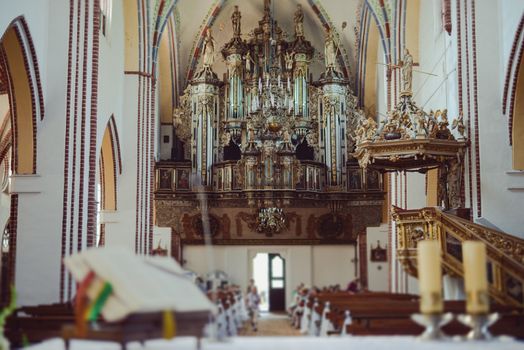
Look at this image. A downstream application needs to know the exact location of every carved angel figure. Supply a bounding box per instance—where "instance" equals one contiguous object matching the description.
[306,131,318,149]
[282,128,292,143]
[451,112,466,139]
[414,110,427,137]
[284,51,294,72]
[221,131,232,147]
[437,109,449,130]
[363,115,378,139]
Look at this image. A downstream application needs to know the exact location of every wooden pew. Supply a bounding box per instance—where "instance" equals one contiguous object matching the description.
[322,298,524,338]
[5,303,75,346]
[6,302,211,348]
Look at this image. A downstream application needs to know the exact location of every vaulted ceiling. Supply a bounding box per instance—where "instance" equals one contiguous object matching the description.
[0,59,7,95]
[173,0,363,85]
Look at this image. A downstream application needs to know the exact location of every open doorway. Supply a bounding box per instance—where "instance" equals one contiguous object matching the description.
[252,252,286,312]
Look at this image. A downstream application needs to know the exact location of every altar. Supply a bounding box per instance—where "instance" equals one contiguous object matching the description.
[26,336,523,350]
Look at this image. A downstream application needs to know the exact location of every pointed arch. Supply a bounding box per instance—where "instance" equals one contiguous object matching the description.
[0,16,44,174]
[356,5,381,112]
[0,16,43,301]
[511,43,524,170]
[99,115,122,211]
[505,15,524,153]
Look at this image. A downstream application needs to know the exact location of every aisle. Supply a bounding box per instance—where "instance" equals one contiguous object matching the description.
[239,312,301,336]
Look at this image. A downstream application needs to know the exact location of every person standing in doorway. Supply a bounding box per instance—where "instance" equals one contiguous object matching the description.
[246,278,255,294]
[247,285,261,331]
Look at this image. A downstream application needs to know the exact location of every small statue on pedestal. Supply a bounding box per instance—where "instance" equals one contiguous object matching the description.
[202,29,216,69]
[294,4,304,38]
[324,29,337,69]
[232,6,241,38]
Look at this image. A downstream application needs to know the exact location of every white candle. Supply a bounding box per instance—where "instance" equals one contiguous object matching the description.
[417,240,443,314]
[462,241,489,314]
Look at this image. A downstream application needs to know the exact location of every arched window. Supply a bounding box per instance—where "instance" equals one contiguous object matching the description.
[512,51,524,170]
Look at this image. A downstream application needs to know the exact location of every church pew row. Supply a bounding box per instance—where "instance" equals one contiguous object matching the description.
[294,292,419,335]
[5,299,232,347]
[290,292,417,333]
[327,300,524,338]
[316,292,419,302]
[295,292,524,339]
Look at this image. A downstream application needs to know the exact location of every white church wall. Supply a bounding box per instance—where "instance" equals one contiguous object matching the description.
[366,224,388,292]
[101,0,149,252]
[312,245,355,289]
[474,1,524,237]
[287,246,313,297]
[5,0,72,305]
[500,0,524,68]
[159,124,173,160]
[95,0,136,250]
[183,245,354,308]
[97,0,125,149]
[0,193,8,232]
[406,173,427,209]
[416,0,456,116]
[104,75,139,250]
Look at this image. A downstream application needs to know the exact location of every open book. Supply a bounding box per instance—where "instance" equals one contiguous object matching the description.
[64,247,216,322]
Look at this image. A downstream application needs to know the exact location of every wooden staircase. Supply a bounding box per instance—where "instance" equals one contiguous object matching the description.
[392,206,524,308]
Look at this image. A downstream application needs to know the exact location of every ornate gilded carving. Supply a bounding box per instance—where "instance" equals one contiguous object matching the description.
[352,64,467,208]
[172,87,191,143]
[394,206,524,307]
[157,5,386,248]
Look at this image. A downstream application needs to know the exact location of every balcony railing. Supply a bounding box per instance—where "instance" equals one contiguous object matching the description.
[393,206,524,307]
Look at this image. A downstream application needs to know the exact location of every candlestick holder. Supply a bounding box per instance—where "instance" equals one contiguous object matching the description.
[411,312,453,340]
[457,313,499,340]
